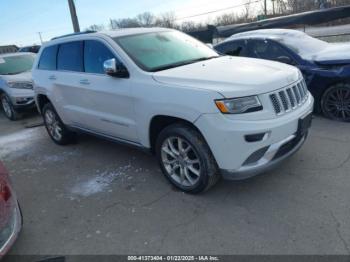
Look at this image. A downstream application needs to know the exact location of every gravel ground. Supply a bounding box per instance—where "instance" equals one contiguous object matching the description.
[0,112,349,257]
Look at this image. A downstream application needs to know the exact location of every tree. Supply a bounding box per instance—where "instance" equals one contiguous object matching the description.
[155,12,177,28]
[243,0,252,20]
[86,24,105,31]
[110,18,140,29]
[136,12,156,27]
[214,12,237,26]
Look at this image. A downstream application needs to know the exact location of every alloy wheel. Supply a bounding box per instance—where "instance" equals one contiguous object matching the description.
[1,97,12,118]
[324,87,350,122]
[161,136,201,187]
[45,109,63,141]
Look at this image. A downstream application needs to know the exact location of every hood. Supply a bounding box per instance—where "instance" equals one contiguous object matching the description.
[311,43,350,64]
[152,56,300,98]
[0,71,32,83]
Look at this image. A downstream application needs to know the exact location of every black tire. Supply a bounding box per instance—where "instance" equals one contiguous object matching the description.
[321,83,350,122]
[1,93,21,121]
[42,103,76,145]
[155,123,220,194]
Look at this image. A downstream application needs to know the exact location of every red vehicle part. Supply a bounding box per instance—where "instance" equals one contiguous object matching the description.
[0,161,22,258]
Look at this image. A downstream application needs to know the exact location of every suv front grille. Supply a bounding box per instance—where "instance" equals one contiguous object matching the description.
[269,80,308,115]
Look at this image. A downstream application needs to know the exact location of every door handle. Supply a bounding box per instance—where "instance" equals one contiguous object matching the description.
[48,75,56,80]
[79,79,90,85]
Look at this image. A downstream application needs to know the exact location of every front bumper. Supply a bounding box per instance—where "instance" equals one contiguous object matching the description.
[220,132,307,180]
[0,201,22,258]
[11,97,36,111]
[7,89,35,111]
[195,94,314,180]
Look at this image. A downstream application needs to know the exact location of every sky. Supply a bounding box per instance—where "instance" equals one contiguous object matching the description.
[0,0,263,46]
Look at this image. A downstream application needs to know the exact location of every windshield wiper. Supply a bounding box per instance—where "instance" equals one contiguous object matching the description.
[151,56,220,72]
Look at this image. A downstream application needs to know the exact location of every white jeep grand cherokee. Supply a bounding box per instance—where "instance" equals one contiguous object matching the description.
[32,28,314,193]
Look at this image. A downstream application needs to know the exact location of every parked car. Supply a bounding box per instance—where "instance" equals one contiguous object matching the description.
[0,53,36,120]
[214,29,350,122]
[33,28,313,193]
[18,45,41,54]
[0,161,22,258]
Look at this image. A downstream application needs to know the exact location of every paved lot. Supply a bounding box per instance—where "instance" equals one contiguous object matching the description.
[0,112,349,256]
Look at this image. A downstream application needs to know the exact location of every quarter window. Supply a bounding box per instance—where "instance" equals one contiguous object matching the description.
[84,40,115,74]
[38,45,58,70]
[57,41,83,72]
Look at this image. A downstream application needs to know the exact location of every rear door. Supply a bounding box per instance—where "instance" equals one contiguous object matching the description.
[53,41,86,125]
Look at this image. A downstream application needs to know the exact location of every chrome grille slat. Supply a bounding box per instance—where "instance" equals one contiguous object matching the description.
[279,91,289,112]
[286,88,296,108]
[269,80,309,115]
[293,86,301,104]
[297,83,304,97]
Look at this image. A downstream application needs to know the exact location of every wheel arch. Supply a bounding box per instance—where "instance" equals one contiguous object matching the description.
[36,94,51,114]
[148,115,205,154]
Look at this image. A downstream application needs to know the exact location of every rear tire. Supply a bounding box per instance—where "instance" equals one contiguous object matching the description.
[156,123,219,194]
[321,83,350,122]
[42,103,76,145]
[1,94,21,121]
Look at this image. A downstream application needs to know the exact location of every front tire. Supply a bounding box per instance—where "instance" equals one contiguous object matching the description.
[321,83,350,122]
[42,103,76,145]
[156,123,219,194]
[1,94,20,121]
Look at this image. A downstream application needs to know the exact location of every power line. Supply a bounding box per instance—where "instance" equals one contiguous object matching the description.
[175,0,263,21]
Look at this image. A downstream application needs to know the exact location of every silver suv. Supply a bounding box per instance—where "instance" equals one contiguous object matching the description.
[0,53,36,120]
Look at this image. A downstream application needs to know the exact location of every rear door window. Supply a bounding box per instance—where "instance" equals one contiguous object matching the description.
[57,41,83,72]
[84,40,116,74]
[38,45,58,70]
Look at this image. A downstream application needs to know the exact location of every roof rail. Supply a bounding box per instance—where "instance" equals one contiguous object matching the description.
[51,30,97,40]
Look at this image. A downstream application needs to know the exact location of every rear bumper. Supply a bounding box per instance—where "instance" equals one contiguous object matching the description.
[0,201,22,258]
[221,132,307,180]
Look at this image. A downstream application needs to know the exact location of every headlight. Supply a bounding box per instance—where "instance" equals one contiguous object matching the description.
[7,81,33,89]
[215,96,262,114]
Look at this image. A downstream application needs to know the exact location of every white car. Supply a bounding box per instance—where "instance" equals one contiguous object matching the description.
[32,28,314,193]
[0,53,36,120]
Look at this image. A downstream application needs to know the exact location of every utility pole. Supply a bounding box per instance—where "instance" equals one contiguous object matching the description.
[264,0,267,16]
[37,32,43,44]
[272,0,275,15]
[68,0,80,32]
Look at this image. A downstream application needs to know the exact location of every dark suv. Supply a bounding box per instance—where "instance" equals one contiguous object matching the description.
[214,29,350,122]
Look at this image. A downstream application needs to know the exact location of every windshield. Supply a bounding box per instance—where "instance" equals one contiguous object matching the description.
[114,31,219,72]
[278,34,329,58]
[0,54,35,75]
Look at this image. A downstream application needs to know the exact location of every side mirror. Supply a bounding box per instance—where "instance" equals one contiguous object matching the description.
[276,56,295,65]
[103,58,129,78]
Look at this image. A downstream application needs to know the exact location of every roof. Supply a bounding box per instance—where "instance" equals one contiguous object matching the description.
[50,27,172,43]
[225,28,306,42]
[100,27,171,38]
